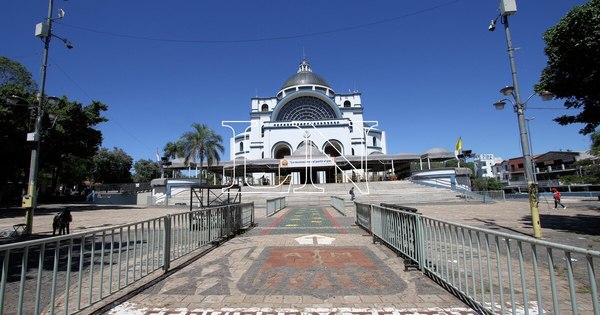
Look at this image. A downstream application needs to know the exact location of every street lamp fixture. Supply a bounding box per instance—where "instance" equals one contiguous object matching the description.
[494,89,554,112]
[493,100,507,111]
[53,34,74,49]
[500,86,514,96]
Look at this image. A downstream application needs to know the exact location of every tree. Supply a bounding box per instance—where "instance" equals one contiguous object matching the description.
[0,56,37,96]
[537,0,600,135]
[43,98,107,192]
[180,123,224,181]
[163,140,184,159]
[133,159,161,183]
[0,57,38,204]
[0,57,109,203]
[591,131,600,157]
[471,177,503,191]
[92,147,133,183]
[560,131,600,184]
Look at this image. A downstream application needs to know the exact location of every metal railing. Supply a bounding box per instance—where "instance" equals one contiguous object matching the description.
[266,197,286,217]
[329,196,346,215]
[0,203,254,315]
[357,202,600,314]
[470,190,505,202]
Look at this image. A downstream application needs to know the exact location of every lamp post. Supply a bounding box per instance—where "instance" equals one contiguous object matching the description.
[22,0,72,235]
[489,0,553,239]
[525,117,537,182]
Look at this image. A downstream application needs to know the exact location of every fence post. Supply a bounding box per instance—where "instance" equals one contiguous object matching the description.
[415,214,425,271]
[163,215,171,272]
[369,204,375,243]
[252,202,255,226]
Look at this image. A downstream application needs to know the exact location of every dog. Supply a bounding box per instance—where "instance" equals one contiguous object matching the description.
[52,209,73,236]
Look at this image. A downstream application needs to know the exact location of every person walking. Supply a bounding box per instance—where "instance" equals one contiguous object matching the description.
[349,187,355,201]
[551,188,566,209]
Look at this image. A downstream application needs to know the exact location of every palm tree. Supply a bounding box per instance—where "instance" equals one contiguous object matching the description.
[180,123,224,181]
[163,140,184,159]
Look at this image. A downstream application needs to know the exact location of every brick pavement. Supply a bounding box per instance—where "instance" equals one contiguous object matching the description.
[1,197,598,314]
[105,207,476,314]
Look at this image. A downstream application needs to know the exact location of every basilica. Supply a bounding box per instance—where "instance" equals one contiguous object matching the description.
[227,58,401,185]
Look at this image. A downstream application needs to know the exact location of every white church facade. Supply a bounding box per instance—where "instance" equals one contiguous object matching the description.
[231,59,386,160]
[228,59,390,184]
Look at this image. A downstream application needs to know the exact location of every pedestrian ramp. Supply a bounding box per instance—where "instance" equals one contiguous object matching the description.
[106,206,476,314]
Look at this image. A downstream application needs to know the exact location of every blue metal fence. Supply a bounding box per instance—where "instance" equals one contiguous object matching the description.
[0,203,254,315]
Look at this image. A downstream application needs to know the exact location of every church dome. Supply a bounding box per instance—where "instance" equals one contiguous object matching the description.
[280,59,331,90]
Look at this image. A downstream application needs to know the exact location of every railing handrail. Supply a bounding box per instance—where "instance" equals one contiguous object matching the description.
[363,202,600,314]
[0,202,255,315]
[421,214,600,257]
[0,203,255,251]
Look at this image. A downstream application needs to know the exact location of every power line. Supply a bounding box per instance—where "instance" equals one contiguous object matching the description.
[56,0,460,44]
[49,57,154,156]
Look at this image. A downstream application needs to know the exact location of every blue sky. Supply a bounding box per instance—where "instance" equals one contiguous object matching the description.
[2,0,592,163]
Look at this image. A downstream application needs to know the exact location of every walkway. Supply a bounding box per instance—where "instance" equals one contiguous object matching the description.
[108,206,475,314]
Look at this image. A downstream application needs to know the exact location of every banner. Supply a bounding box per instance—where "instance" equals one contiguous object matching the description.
[279,158,334,168]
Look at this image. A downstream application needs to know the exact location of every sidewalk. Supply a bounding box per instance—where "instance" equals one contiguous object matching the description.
[1,198,598,314]
[107,206,476,314]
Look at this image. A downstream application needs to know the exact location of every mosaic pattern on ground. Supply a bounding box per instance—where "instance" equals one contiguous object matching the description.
[261,207,348,235]
[238,246,406,297]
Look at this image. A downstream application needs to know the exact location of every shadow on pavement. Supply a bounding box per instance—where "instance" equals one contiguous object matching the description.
[521,213,600,236]
[0,204,142,219]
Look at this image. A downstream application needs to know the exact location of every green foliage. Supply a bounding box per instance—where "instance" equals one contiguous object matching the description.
[163,140,184,159]
[43,98,108,190]
[180,123,224,180]
[0,58,37,198]
[92,147,133,183]
[0,57,109,203]
[445,159,475,174]
[133,159,161,183]
[0,56,37,97]
[564,132,600,184]
[471,177,503,191]
[537,0,600,135]
[568,159,600,184]
[591,131,600,156]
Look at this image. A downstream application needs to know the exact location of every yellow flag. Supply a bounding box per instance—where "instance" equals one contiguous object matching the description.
[454,137,462,159]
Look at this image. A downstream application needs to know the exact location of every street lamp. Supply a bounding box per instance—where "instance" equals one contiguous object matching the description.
[525,117,536,183]
[22,0,72,235]
[489,0,553,239]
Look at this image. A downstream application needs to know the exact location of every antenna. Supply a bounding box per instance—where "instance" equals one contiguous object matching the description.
[302,47,306,60]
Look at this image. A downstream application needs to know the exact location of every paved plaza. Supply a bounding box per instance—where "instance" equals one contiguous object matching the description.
[0,196,598,314]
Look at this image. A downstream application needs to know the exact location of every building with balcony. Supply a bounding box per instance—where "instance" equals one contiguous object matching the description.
[492,151,592,188]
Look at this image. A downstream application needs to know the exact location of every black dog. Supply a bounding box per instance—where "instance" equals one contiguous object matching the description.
[52,209,73,236]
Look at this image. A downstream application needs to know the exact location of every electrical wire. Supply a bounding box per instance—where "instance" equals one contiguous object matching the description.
[49,57,155,154]
[55,0,460,44]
